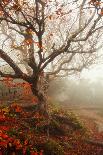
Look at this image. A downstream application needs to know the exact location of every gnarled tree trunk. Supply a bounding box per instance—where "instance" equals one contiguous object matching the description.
[30,75,49,118]
[30,76,50,138]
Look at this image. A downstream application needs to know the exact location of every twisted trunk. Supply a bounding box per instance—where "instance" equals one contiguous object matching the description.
[30,77,50,138]
[30,78,49,117]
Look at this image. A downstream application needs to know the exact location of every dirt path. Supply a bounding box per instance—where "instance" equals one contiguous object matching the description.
[74,108,103,132]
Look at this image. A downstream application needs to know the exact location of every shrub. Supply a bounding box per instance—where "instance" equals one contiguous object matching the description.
[44,139,64,155]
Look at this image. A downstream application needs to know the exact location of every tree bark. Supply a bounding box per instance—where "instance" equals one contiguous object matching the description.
[31,81,49,118]
[31,79,50,138]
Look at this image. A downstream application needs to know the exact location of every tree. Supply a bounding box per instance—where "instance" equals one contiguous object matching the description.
[0,0,102,114]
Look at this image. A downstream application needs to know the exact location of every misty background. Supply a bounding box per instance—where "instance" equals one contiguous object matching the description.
[0,75,103,108]
[49,76,103,108]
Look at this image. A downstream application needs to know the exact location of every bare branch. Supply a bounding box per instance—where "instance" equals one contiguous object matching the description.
[0,49,23,76]
[41,10,98,70]
[0,71,20,79]
[48,53,75,75]
[73,16,101,42]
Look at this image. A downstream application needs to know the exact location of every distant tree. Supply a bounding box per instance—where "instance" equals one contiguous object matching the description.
[0,0,102,114]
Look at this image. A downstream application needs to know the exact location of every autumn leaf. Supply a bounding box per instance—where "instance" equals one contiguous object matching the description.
[2,107,10,113]
[1,133,9,139]
[31,96,38,104]
[95,1,101,6]
[26,28,34,34]
[48,15,52,20]
[34,41,44,49]
[0,114,5,121]
[24,140,28,145]
[0,126,10,131]
[0,10,3,16]
[31,152,38,155]
[12,4,21,11]
[0,141,7,148]
[15,106,22,113]
[23,38,34,46]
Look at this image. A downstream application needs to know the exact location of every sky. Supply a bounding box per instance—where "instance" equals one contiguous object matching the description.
[81,65,103,80]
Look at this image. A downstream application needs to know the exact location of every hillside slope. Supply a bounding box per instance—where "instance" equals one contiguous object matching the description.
[0,104,103,155]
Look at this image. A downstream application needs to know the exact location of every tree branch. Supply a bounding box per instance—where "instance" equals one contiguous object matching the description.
[48,53,75,75]
[0,49,23,76]
[0,71,20,78]
[73,16,101,42]
[41,10,98,70]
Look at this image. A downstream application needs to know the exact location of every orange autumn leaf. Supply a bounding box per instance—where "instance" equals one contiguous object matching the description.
[12,4,21,11]
[0,141,7,148]
[31,97,38,104]
[1,133,9,139]
[23,38,45,49]
[100,8,103,15]
[23,83,31,88]
[0,114,5,121]
[0,126,10,131]
[34,41,44,49]
[40,150,44,155]
[95,1,101,6]
[26,28,34,34]
[0,11,3,16]
[2,107,10,113]
[14,139,20,144]
[14,139,22,149]
[31,152,38,155]
[15,106,22,113]
[24,140,28,145]
[48,15,52,20]
[10,104,22,113]
[101,11,103,15]
[23,38,34,45]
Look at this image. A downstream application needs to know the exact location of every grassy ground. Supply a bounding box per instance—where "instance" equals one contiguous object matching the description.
[0,102,103,155]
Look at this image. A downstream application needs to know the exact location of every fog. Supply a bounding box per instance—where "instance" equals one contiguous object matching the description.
[49,77,103,108]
